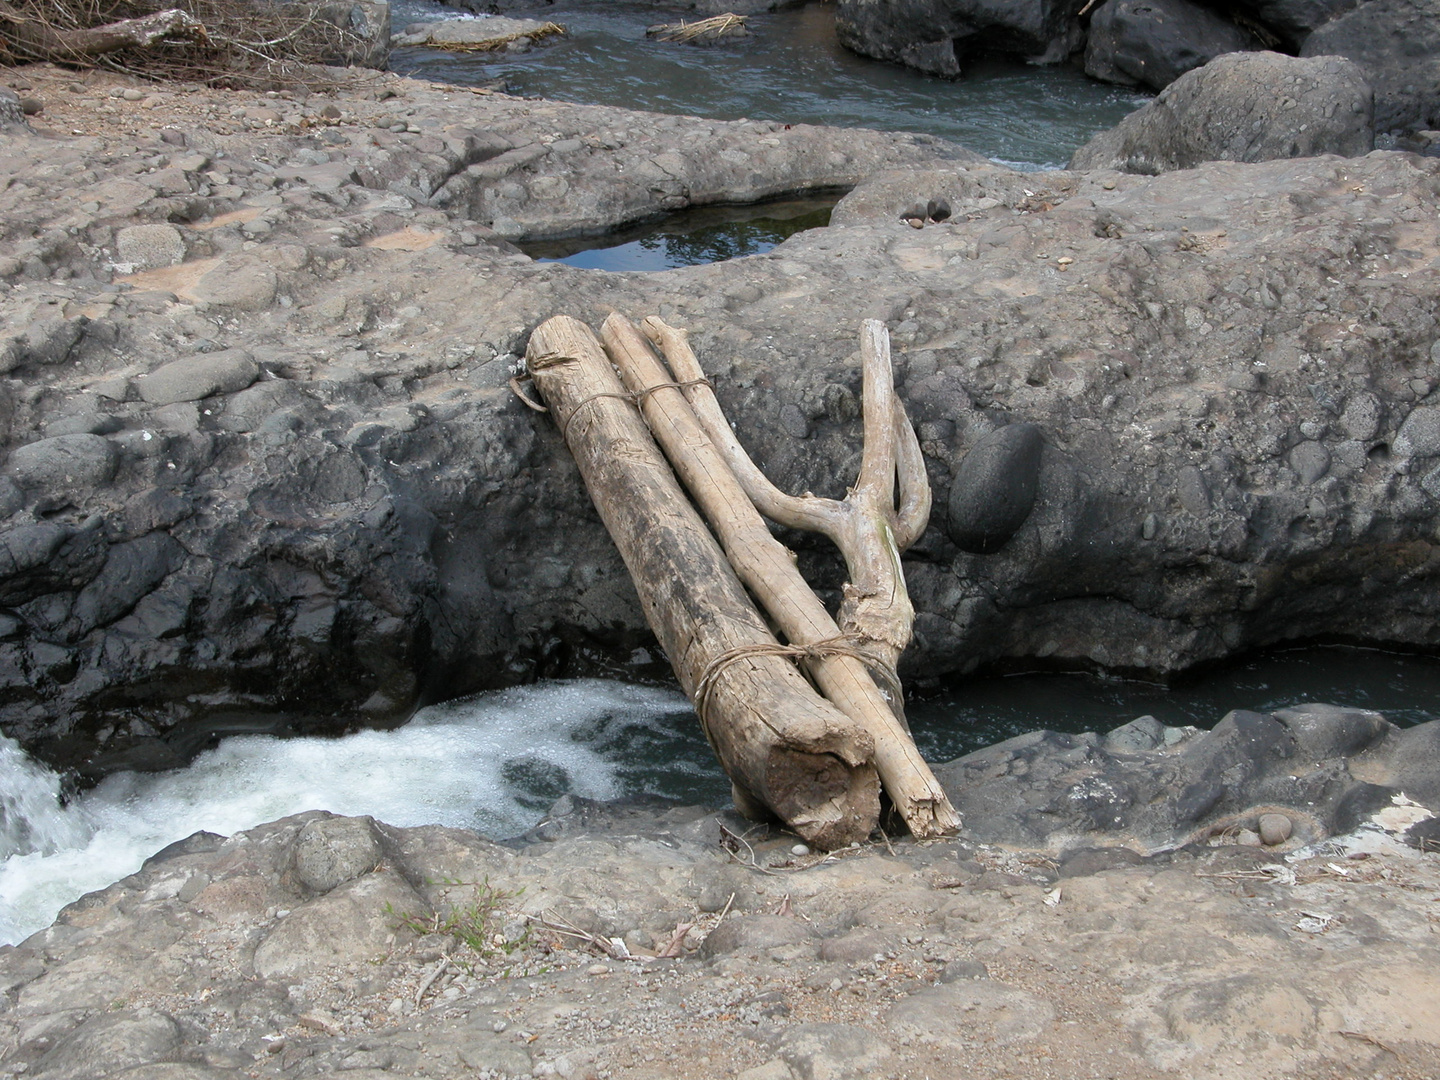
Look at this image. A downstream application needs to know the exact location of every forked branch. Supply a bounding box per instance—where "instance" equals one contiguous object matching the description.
[642,317,931,673]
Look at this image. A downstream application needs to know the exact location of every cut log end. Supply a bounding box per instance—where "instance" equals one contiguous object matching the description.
[766,750,879,850]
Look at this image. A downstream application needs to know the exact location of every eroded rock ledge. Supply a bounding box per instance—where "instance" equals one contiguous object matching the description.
[1,66,1439,775]
[2,707,1437,1080]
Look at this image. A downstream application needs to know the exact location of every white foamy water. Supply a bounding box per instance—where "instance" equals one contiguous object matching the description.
[0,679,705,947]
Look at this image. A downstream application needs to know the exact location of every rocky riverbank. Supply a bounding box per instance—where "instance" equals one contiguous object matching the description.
[2,705,1438,1080]
[1,62,1439,776]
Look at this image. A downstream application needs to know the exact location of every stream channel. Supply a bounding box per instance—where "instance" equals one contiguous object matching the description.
[3,5,1437,946]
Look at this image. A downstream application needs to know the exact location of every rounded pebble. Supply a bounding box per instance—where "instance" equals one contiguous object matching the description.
[1258,813,1293,846]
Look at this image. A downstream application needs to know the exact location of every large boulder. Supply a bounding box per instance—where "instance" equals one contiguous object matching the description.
[1084,0,1263,89]
[1301,0,1440,134]
[1069,51,1374,173]
[835,0,1087,78]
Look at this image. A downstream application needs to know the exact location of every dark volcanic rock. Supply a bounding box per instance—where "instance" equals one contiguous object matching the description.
[932,703,1429,852]
[1084,0,1264,90]
[945,422,1044,552]
[1301,0,1440,134]
[1070,51,1374,173]
[1232,0,1363,48]
[835,0,1087,78]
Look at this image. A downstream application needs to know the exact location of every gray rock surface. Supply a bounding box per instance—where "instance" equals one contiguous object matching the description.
[392,15,561,50]
[115,224,185,271]
[1301,0,1440,133]
[932,705,1440,852]
[1070,51,1374,173]
[1230,0,1362,48]
[292,814,385,892]
[1,69,1439,788]
[4,433,117,492]
[0,731,1436,1080]
[1084,0,1262,89]
[944,421,1044,552]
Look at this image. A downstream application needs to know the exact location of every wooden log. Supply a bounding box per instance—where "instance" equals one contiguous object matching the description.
[644,317,930,676]
[600,313,960,840]
[0,3,207,61]
[525,315,880,849]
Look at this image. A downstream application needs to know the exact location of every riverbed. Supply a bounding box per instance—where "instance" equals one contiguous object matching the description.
[389,0,1148,172]
[5,646,1435,946]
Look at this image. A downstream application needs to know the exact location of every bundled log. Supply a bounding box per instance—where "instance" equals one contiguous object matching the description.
[603,314,958,839]
[525,316,880,849]
[523,312,959,844]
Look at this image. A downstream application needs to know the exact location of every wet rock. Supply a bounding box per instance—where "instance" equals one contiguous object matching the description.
[945,422,1044,553]
[293,814,384,893]
[1085,0,1263,90]
[934,710,1440,852]
[835,0,1086,78]
[116,225,185,271]
[137,349,260,405]
[1301,0,1440,134]
[1070,52,1374,173]
[699,915,819,958]
[1231,0,1361,48]
[392,16,562,51]
[68,532,181,636]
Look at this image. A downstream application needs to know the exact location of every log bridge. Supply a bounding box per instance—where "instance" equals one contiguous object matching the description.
[523,313,960,848]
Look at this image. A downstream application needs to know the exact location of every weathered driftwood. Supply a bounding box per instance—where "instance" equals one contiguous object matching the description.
[644,317,931,678]
[603,313,959,839]
[644,12,750,45]
[0,2,207,60]
[525,315,880,849]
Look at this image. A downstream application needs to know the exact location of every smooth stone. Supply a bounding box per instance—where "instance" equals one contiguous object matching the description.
[137,349,260,405]
[1258,813,1294,845]
[4,433,116,490]
[772,1022,893,1080]
[945,421,1044,553]
[31,1008,181,1079]
[252,870,428,978]
[699,915,818,959]
[1289,440,1331,483]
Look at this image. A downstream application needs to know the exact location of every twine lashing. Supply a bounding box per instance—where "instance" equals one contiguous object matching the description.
[558,377,714,443]
[691,635,903,746]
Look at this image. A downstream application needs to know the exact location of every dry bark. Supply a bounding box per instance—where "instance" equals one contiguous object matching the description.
[643,318,931,676]
[602,313,960,840]
[0,3,207,61]
[525,315,880,849]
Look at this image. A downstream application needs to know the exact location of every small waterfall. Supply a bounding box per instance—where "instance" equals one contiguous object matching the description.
[0,737,93,861]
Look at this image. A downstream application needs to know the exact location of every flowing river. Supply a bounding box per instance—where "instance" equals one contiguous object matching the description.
[4,648,1436,946]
